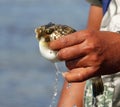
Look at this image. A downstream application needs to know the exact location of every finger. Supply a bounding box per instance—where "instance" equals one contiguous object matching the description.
[57,42,91,60]
[62,67,99,82]
[49,30,88,50]
[76,54,102,67]
[66,53,102,69]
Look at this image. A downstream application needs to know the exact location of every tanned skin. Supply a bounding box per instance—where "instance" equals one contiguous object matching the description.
[56,5,103,107]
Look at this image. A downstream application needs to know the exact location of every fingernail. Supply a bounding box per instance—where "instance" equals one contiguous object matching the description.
[62,72,68,77]
[62,72,72,83]
[56,52,62,61]
[62,72,65,77]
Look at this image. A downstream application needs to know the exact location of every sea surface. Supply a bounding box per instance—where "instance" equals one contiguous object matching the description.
[0,0,89,107]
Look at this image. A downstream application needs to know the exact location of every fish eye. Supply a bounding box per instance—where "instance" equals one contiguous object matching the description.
[45,28,54,34]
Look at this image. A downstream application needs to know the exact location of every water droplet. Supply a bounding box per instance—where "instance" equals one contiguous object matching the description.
[73,104,77,107]
[54,92,57,96]
[54,62,62,74]
[66,83,72,89]
[49,63,62,107]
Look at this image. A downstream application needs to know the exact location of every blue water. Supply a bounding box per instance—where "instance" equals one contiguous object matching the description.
[0,0,89,107]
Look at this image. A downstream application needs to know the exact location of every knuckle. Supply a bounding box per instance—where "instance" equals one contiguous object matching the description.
[91,54,99,61]
[83,31,97,52]
[85,29,95,37]
[83,43,95,52]
[90,54,102,66]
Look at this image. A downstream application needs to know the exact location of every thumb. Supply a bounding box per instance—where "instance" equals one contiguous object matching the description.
[62,67,98,82]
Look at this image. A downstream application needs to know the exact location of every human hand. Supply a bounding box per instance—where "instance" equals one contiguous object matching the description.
[50,30,120,82]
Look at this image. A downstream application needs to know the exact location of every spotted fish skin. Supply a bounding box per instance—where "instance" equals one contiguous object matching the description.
[35,22,76,42]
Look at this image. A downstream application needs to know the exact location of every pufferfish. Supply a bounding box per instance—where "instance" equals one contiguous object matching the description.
[35,22,104,97]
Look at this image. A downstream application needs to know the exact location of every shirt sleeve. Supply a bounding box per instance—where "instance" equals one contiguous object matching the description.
[86,0,102,7]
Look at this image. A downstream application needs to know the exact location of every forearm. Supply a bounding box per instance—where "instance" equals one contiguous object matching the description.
[87,5,103,30]
[57,81,85,107]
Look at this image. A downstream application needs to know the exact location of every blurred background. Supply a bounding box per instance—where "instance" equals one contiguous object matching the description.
[0,0,89,107]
